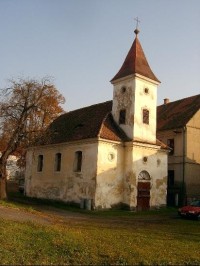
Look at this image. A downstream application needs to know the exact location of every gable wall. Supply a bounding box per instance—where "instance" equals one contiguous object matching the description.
[124,143,167,209]
[95,140,124,209]
[25,141,98,204]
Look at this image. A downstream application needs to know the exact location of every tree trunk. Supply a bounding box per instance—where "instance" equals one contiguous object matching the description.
[0,161,8,200]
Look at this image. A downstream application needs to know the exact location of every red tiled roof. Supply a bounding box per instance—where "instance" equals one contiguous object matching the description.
[39,94,200,146]
[157,94,200,131]
[111,36,160,83]
[40,101,129,145]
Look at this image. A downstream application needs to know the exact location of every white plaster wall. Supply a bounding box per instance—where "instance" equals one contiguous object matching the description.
[112,76,158,144]
[134,78,158,144]
[25,140,98,204]
[95,140,124,209]
[124,143,167,209]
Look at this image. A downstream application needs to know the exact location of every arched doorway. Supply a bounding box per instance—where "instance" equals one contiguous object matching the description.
[137,171,151,211]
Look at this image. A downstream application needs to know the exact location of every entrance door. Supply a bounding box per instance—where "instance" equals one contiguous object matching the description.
[137,182,150,211]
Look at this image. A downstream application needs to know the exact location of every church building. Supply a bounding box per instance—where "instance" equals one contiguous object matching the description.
[25,28,168,210]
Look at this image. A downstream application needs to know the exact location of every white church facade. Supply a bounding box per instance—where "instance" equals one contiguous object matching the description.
[25,28,168,210]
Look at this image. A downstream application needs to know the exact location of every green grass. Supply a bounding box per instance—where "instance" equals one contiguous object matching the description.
[0,197,200,265]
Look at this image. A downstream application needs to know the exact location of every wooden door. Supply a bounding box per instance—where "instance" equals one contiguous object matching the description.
[137,182,150,211]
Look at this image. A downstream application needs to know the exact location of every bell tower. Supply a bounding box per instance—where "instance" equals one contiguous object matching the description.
[110,27,160,144]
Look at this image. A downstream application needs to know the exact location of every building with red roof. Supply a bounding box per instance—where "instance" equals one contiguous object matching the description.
[25,28,170,210]
[157,95,200,206]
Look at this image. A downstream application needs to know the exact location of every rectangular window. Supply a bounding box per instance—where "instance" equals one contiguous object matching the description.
[143,109,149,124]
[37,155,43,172]
[74,151,82,172]
[168,170,175,187]
[167,139,174,155]
[55,153,61,172]
[119,109,126,124]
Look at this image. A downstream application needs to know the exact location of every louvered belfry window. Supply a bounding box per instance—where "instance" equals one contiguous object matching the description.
[143,109,149,124]
[119,109,126,124]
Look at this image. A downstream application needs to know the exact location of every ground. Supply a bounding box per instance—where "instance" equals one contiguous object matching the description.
[0,191,200,265]
[0,200,172,226]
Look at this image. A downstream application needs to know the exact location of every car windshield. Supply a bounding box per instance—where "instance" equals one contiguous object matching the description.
[190,200,200,207]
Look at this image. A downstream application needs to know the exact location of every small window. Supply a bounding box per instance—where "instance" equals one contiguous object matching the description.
[119,109,126,124]
[167,139,174,155]
[143,109,149,124]
[55,153,62,172]
[144,87,149,94]
[37,155,43,172]
[121,86,126,93]
[74,151,82,172]
[143,156,148,163]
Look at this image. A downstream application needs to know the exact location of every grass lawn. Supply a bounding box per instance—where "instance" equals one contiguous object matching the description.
[0,195,200,265]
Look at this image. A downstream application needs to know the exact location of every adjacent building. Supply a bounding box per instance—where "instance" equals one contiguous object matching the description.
[157,95,200,206]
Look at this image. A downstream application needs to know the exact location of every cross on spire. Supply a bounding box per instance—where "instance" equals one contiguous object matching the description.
[134,17,140,36]
[134,17,140,29]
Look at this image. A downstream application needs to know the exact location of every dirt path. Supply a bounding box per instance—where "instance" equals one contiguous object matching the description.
[0,204,95,225]
[0,203,176,227]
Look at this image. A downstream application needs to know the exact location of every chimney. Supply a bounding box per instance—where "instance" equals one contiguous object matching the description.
[164,98,170,105]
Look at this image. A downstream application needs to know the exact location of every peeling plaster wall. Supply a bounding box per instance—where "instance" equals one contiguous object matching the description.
[124,143,167,209]
[94,140,167,210]
[112,78,135,139]
[112,76,158,144]
[95,140,124,209]
[25,141,98,204]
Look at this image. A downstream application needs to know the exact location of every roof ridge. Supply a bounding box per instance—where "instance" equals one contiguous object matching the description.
[66,100,112,114]
[158,94,200,107]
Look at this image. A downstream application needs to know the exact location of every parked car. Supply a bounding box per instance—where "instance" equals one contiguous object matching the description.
[178,200,200,220]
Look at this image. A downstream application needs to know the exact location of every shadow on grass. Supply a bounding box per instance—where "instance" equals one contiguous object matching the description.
[5,191,179,219]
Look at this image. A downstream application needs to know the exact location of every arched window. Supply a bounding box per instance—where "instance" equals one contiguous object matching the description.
[74,151,82,172]
[143,109,149,124]
[55,153,62,172]
[138,170,151,180]
[37,155,43,172]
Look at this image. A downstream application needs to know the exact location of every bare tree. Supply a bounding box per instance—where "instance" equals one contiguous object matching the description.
[0,77,65,199]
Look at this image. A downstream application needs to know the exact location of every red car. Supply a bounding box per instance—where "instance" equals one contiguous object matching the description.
[178,200,200,220]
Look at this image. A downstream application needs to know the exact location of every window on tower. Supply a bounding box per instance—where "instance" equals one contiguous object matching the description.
[143,109,149,124]
[119,109,126,124]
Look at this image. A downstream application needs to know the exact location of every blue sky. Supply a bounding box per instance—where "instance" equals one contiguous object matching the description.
[0,0,199,111]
